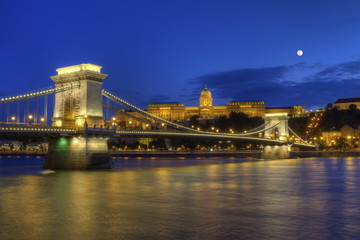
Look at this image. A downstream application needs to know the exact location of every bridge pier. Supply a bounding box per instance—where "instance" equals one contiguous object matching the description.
[44,136,113,169]
[261,145,291,159]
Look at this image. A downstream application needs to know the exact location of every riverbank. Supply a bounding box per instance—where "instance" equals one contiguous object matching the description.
[110,150,360,158]
[0,150,359,159]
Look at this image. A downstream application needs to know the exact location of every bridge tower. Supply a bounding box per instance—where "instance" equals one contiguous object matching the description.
[264,113,289,141]
[45,63,113,169]
[51,63,108,127]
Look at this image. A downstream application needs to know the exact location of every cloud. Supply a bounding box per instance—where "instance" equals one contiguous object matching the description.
[185,59,360,109]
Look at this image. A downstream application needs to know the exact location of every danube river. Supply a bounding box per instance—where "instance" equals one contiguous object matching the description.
[1,156,360,240]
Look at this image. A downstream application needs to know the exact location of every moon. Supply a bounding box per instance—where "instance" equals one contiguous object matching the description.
[297,50,303,56]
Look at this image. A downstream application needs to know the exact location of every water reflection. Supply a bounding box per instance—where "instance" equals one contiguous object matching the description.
[1,158,360,239]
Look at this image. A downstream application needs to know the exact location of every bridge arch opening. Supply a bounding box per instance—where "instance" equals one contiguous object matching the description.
[62,97,77,127]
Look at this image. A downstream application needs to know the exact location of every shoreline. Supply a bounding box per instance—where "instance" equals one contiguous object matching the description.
[110,150,360,158]
[0,150,359,159]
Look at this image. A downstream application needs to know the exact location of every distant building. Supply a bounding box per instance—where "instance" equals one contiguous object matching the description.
[147,87,265,120]
[321,125,360,146]
[341,125,360,139]
[117,86,304,125]
[334,97,360,110]
[265,106,305,118]
[321,130,341,145]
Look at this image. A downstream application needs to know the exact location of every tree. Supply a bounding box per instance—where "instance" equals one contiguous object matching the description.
[214,112,264,133]
[349,104,357,111]
[325,103,333,111]
[188,115,199,128]
[335,137,348,151]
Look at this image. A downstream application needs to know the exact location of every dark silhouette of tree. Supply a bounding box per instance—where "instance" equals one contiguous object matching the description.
[325,103,333,110]
[188,115,199,128]
[214,112,263,133]
[349,104,357,111]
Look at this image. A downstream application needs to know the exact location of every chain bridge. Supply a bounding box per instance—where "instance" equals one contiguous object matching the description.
[0,63,315,169]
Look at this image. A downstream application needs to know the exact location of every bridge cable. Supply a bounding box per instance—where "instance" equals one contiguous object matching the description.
[288,127,307,144]
[102,89,284,137]
[0,83,80,104]
[242,123,269,134]
[102,102,158,128]
[218,122,280,137]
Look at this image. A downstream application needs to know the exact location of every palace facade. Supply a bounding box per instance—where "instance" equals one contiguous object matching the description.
[334,97,360,110]
[147,87,266,121]
[117,87,304,127]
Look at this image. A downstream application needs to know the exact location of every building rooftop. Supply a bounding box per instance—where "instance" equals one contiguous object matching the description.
[56,63,102,75]
[335,97,360,104]
[229,100,263,102]
[266,107,292,109]
[148,102,184,106]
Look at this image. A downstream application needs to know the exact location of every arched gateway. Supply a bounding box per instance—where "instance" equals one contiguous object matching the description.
[51,63,107,127]
[264,113,290,141]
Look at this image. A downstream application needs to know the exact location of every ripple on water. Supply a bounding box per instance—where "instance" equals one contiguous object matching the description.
[1,157,360,239]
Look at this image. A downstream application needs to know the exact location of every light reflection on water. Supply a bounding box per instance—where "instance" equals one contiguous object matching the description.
[1,157,360,239]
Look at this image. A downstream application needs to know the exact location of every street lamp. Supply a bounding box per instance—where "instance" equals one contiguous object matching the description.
[112,117,116,128]
[11,116,16,124]
[28,115,33,125]
[40,117,45,126]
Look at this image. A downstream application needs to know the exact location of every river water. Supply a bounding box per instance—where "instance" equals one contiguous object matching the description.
[1,156,360,240]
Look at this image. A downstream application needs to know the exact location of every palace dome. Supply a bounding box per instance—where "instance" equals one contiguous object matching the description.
[199,86,213,107]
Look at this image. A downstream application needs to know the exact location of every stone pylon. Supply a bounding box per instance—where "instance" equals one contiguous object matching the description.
[51,63,108,128]
[264,113,289,141]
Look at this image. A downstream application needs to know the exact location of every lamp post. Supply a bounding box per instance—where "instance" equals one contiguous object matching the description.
[28,115,33,125]
[40,117,45,126]
[11,116,16,124]
[112,117,116,129]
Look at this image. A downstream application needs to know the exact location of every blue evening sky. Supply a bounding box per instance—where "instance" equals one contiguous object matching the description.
[1,0,360,110]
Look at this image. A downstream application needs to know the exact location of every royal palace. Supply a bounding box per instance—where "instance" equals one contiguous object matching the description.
[117,87,304,128]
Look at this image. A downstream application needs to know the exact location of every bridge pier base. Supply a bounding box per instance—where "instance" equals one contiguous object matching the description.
[44,136,113,169]
[261,145,291,159]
